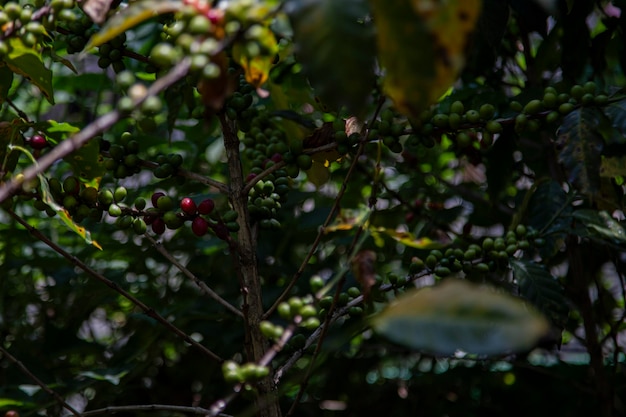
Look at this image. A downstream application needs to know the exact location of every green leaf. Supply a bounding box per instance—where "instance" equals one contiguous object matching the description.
[79,369,129,385]
[556,107,604,198]
[602,97,626,144]
[63,138,106,188]
[0,64,14,102]
[0,119,26,173]
[4,38,54,104]
[85,0,183,50]
[527,180,572,259]
[510,259,569,328]
[372,279,549,356]
[370,0,482,121]
[286,0,376,115]
[572,209,626,243]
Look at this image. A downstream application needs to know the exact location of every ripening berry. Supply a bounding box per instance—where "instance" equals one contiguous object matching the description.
[191,216,209,236]
[197,198,215,215]
[180,197,197,215]
[151,191,166,207]
[28,134,48,150]
[151,218,166,234]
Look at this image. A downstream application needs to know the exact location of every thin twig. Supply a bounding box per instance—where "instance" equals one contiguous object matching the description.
[8,209,223,364]
[145,234,243,318]
[263,102,384,320]
[0,346,83,416]
[81,404,232,416]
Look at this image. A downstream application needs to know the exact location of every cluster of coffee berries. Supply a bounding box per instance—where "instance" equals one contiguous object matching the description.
[333,118,363,156]
[510,82,607,133]
[153,6,223,78]
[179,196,227,238]
[409,224,541,279]
[32,175,104,223]
[224,85,255,123]
[102,132,141,179]
[116,81,165,134]
[222,360,269,384]
[367,108,408,154]
[0,1,82,54]
[58,12,97,54]
[277,296,320,330]
[97,33,126,73]
[152,153,184,180]
[317,285,366,321]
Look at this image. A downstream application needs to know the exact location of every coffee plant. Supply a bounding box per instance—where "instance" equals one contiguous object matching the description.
[1,0,626,416]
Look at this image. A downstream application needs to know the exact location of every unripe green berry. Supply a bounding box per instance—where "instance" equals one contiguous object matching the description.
[450,100,464,114]
[465,109,480,123]
[300,305,317,319]
[486,120,503,134]
[295,154,312,170]
[108,203,122,217]
[542,92,558,108]
[558,102,575,115]
[479,103,495,119]
[133,218,147,234]
[434,266,451,277]
[523,99,543,115]
[583,81,596,94]
[432,114,449,128]
[260,321,276,339]
[277,302,291,319]
[570,85,584,101]
[301,317,320,330]
[310,276,324,292]
[113,186,127,203]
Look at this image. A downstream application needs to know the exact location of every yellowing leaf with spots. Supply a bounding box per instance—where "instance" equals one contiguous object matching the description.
[39,173,102,250]
[232,26,278,87]
[370,0,481,121]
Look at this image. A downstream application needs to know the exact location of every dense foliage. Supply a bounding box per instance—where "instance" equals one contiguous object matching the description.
[1,0,625,416]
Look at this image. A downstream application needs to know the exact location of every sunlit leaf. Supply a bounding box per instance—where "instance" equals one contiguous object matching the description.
[372,279,549,355]
[287,0,376,114]
[376,228,447,249]
[232,25,278,87]
[4,38,54,104]
[325,207,369,232]
[370,0,481,121]
[85,0,183,50]
[572,209,626,243]
[79,369,129,385]
[0,399,26,407]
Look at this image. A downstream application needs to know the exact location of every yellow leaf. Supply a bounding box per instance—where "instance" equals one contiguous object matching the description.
[232,26,278,87]
[371,0,481,120]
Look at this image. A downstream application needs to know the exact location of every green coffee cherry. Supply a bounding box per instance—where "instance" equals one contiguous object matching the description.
[113,186,127,203]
